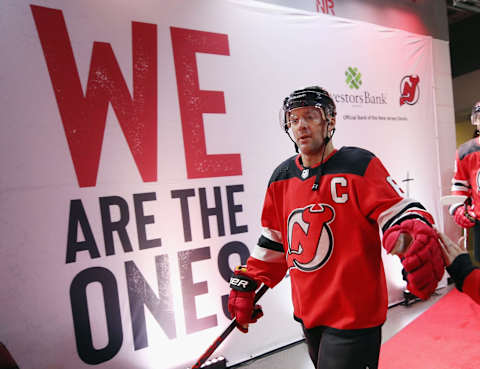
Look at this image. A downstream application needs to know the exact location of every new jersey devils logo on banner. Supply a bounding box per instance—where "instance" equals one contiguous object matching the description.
[399,75,420,106]
[287,204,334,272]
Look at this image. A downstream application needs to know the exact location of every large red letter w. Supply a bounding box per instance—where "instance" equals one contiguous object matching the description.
[31,5,157,187]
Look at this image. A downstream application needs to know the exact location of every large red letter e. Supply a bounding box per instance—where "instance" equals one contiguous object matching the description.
[170,27,242,179]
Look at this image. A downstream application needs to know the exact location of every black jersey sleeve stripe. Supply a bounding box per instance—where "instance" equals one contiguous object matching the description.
[381,201,427,233]
[388,213,432,229]
[258,235,284,252]
[451,181,470,192]
[452,180,469,187]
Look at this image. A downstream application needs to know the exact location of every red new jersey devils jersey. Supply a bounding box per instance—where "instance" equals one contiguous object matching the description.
[451,137,480,216]
[246,146,433,330]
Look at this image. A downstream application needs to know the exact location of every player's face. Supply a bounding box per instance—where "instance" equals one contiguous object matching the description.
[287,106,329,156]
[472,107,480,126]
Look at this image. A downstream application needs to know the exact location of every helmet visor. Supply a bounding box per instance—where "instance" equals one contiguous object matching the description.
[279,105,325,131]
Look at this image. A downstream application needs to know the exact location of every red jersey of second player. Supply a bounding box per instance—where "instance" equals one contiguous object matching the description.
[451,137,480,217]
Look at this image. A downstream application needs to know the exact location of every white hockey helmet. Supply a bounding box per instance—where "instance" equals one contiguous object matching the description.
[471,101,480,126]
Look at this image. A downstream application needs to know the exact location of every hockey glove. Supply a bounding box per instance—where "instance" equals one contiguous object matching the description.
[383,219,445,300]
[453,205,476,229]
[228,266,263,333]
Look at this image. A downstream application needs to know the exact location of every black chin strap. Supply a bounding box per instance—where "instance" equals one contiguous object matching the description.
[312,126,335,191]
[284,128,299,153]
[311,147,326,191]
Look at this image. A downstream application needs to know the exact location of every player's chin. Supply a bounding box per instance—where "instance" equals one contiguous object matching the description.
[297,140,312,150]
[299,144,322,155]
[298,146,311,155]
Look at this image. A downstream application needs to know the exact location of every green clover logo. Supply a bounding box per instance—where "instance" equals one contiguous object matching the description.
[345,67,362,89]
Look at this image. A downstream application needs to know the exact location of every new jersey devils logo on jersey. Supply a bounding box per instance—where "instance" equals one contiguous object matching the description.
[287,204,335,272]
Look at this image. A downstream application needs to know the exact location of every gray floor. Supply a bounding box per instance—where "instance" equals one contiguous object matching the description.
[231,285,454,369]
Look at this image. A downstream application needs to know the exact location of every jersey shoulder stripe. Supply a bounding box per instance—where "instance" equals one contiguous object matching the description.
[324,146,374,176]
[458,138,480,160]
[267,154,298,186]
[268,146,375,185]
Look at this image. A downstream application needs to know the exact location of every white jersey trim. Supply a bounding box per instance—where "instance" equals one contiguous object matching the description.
[377,198,426,231]
[451,178,470,192]
[261,227,283,244]
[451,184,470,192]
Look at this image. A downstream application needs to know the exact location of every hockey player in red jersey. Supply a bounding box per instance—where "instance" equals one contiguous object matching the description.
[450,101,480,262]
[227,86,446,369]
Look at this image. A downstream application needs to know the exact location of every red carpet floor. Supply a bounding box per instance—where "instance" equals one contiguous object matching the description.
[379,289,480,369]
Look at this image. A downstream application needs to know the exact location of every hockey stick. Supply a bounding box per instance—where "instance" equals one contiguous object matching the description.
[440,195,470,249]
[189,284,269,369]
[439,195,467,206]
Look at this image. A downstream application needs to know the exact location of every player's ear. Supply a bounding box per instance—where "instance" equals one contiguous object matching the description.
[328,116,336,130]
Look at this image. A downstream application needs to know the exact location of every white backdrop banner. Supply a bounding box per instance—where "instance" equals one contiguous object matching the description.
[0,1,439,368]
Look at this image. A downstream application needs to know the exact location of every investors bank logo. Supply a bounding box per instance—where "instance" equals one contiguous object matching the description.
[334,67,387,106]
[345,67,362,89]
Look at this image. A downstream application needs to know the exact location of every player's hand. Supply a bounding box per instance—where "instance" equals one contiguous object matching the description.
[383,219,445,300]
[453,206,476,228]
[436,230,468,266]
[228,266,262,333]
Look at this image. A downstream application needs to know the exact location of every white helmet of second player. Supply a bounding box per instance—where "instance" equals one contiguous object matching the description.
[471,101,480,126]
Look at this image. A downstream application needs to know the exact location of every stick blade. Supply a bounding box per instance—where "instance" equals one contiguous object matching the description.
[440,195,467,206]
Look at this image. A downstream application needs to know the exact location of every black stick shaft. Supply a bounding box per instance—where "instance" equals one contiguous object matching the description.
[190,284,269,369]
